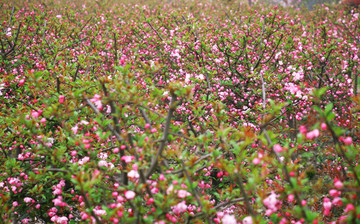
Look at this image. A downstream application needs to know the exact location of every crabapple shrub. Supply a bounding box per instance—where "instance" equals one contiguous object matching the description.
[0,0,359,223]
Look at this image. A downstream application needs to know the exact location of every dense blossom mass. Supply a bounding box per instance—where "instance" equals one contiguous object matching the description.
[0,0,359,223]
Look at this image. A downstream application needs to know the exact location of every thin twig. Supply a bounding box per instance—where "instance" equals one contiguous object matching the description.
[85,98,124,142]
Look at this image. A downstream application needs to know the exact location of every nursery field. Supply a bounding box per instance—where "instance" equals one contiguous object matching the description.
[0,0,360,223]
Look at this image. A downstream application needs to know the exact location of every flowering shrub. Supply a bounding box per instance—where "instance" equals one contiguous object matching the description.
[0,0,359,223]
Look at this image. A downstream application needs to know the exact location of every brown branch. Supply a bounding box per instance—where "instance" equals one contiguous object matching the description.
[260,70,308,218]
[147,21,163,41]
[191,198,244,218]
[85,97,124,142]
[33,168,68,173]
[80,186,102,224]
[235,174,255,216]
[146,94,176,178]
[181,159,212,224]
[325,120,360,186]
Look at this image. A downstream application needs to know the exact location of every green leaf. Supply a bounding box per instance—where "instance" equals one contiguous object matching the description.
[324,103,333,115]
[326,112,335,121]
[302,152,313,158]
[333,126,345,136]
[312,87,328,98]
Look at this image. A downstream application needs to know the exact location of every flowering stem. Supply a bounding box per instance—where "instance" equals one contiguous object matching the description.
[325,120,360,186]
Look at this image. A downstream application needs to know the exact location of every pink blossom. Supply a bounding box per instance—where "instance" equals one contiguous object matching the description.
[151,187,159,194]
[81,212,89,220]
[167,184,174,194]
[217,211,224,218]
[121,155,134,163]
[125,190,136,199]
[48,207,58,217]
[288,194,295,202]
[90,94,103,110]
[18,153,25,160]
[113,147,119,153]
[334,180,343,189]
[132,164,138,171]
[55,216,68,224]
[12,201,18,207]
[285,82,300,94]
[19,79,25,86]
[332,197,343,206]
[93,169,101,177]
[177,189,191,198]
[21,219,30,224]
[252,158,261,165]
[274,144,283,153]
[78,156,90,165]
[321,123,327,130]
[147,197,154,205]
[128,170,139,179]
[151,128,157,133]
[53,188,62,195]
[292,69,304,81]
[329,189,339,197]
[9,177,19,185]
[24,197,34,203]
[31,110,40,119]
[222,214,237,224]
[116,195,124,202]
[53,196,68,207]
[342,137,352,145]
[263,191,280,216]
[353,13,359,19]
[93,207,107,216]
[154,221,166,224]
[159,173,166,181]
[299,125,307,134]
[306,129,319,140]
[242,216,253,224]
[345,203,354,212]
[98,160,108,167]
[58,180,66,187]
[71,125,78,135]
[145,123,151,129]
[80,120,89,125]
[59,95,65,104]
[172,201,187,214]
[323,197,332,216]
